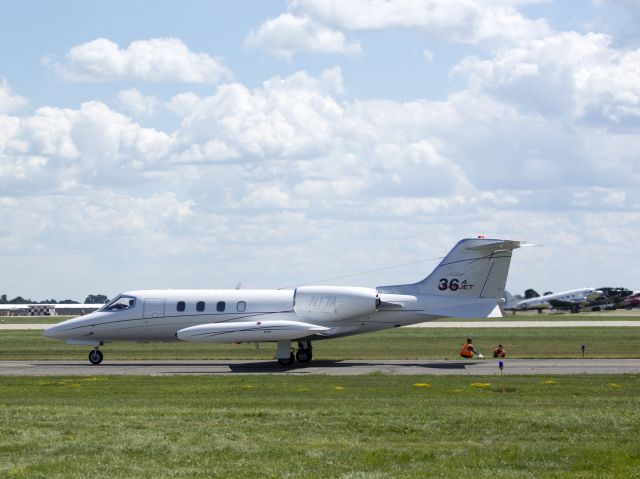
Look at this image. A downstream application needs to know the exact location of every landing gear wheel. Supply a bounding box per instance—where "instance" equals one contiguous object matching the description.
[88,349,103,365]
[277,352,295,366]
[296,348,312,363]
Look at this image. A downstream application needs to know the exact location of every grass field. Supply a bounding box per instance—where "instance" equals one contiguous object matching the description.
[1,326,640,360]
[1,375,638,478]
[0,316,69,324]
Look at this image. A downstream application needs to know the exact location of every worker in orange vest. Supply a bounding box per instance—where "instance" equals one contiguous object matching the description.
[460,337,482,358]
[493,344,506,358]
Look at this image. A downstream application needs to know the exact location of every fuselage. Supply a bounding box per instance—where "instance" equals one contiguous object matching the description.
[44,288,431,344]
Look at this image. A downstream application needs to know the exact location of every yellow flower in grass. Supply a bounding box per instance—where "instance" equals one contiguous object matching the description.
[608,383,622,389]
[542,380,556,385]
[334,386,344,391]
[470,383,491,388]
[241,384,255,390]
[414,383,431,388]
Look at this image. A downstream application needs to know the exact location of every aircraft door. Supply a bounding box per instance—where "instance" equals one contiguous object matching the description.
[144,298,165,320]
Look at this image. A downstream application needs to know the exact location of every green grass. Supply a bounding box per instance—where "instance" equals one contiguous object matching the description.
[1,327,639,360]
[0,375,638,478]
[433,312,640,321]
[0,316,71,324]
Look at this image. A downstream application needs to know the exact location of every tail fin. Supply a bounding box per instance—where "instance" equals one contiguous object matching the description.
[524,288,539,299]
[378,238,521,299]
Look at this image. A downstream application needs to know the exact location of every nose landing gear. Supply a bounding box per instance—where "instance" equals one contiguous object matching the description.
[88,348,103,365]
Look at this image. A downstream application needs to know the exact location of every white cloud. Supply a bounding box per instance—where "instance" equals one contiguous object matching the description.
[117,88,157,117]
[290,0,551,44]
[245,13,362,58]
[0,78,28,113]
[51,37,231,84]
[171,67,344,159]
[4,64,640,298]
[0,101,173,195]
[452,32,640,124]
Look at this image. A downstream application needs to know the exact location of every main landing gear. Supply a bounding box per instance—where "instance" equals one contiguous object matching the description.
[276,340,313,366]
[88,348,103,365]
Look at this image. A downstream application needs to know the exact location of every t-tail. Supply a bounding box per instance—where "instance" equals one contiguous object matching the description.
[378,238,522,318]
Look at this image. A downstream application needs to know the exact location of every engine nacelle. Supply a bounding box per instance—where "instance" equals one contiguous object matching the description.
[293,286,379,322]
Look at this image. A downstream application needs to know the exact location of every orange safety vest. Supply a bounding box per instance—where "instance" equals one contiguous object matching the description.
[460,343,474,358]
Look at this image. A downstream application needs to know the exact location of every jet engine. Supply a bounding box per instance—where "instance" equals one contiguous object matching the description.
[293,286,379,321]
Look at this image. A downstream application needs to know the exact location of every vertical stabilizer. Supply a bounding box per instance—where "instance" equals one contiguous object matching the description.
[378,238,521,299]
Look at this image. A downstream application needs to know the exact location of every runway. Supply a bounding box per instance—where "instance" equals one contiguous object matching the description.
[1,359,638,376]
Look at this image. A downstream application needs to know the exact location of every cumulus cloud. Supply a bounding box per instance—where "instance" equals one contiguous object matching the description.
[0,101,173,195]
[50,37,231,84]
[452,32,640,124]
[117,88,157,117]
[290,0,551,44]
[3,63,640,297]
[245,13,362,58]
[0,78,28,113]
[171,67,345,159]
[246,1,551,58]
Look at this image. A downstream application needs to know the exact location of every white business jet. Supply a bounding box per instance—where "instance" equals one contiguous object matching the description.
[44,237,522,366]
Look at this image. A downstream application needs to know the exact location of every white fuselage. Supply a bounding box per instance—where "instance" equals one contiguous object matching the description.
[43,288,434,345]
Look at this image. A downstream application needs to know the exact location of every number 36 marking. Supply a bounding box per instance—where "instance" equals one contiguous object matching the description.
[438,278,473,291]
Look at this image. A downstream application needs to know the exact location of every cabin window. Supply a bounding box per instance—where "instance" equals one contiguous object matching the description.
[217,301,226,312]
[196,301,205,312]
[177,301,186,312]
[236,301,246,312]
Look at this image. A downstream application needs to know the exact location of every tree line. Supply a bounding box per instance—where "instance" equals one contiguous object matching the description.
[0,294,109,305]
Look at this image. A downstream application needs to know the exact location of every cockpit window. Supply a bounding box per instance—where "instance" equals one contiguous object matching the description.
[100,295,136,312]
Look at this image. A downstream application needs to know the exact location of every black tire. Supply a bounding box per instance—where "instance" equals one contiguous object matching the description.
[88,349,103,365]
[277,353,295,366]
[296,349,312,363]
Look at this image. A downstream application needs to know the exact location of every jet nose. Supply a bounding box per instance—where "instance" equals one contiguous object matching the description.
[43,324,64,338]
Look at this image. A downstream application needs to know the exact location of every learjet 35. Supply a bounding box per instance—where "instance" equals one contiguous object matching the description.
[44,237,522,366]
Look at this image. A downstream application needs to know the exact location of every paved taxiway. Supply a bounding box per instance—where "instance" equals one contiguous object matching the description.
[1,359,638,376]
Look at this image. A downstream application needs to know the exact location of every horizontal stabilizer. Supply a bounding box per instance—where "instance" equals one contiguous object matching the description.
[465,239,522,253]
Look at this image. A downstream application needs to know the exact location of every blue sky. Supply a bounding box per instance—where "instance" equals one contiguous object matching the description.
[1,0,639,300]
